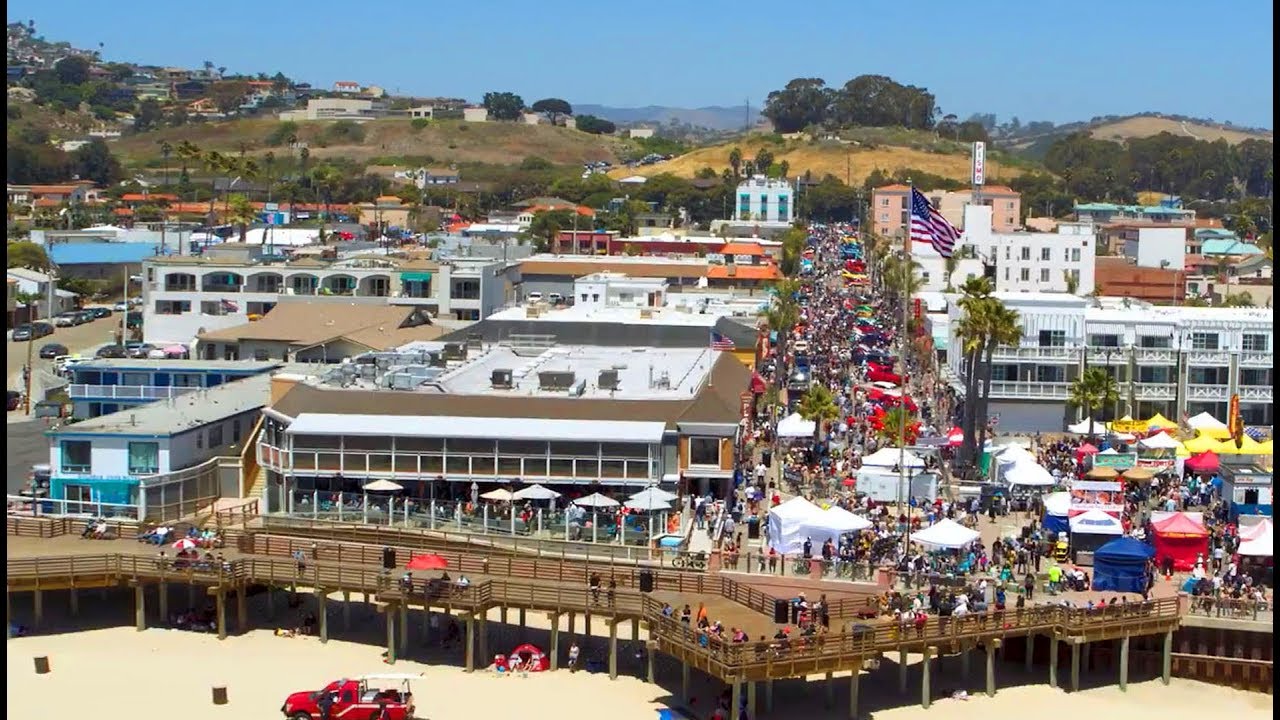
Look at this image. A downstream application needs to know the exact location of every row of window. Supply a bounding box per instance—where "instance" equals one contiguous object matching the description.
[986,365,1272,387]
[1006,267,1079,284]
[60,440,158,475]
[1036,331,1269,352]
[878,197,1017,211]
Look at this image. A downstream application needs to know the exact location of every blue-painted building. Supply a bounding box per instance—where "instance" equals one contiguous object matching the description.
[1219,463,1272,521]
[67,359,281,419]
[48,242,173,281]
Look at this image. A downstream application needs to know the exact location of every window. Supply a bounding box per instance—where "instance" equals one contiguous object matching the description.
[739,194,751,214]
[253,349,270,361]
[1190,332,1219,350]
[1005,216,1015,225]
[1038,330,1066,347]
[232,419,241,440]
[1004,268,1009,281]
[1004,246,1011,260]
[1006,201,1015,210]
[1188,367,1228,385]
[777,196,788,221]
[1019,268,1030,282]
[1243,334,1268,352]
[1035,366,1065,382]
[1138,335,1172,349]
[208,424,224,448]
[688,437,720,466]
[1040,248,1051,261]
[1071,248,1081,262]
[880,197,890,207]
[127,442,159,474]
[1138,366,1171,383]
[1069,269,1080,285]
[921,271,930,282]
[1020,247,1030,261]
[61,440,92,473]
[1240,368,1273,386]
[580,294,588,302]
[1039,268,1050,283]
[1089,334,1121,347]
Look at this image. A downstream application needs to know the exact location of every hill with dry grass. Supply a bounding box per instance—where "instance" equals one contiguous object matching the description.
[608,132,1031,185]
[1087,116,1270,145]
[110,118,630,167]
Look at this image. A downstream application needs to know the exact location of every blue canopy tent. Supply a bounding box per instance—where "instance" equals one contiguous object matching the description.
[1091,537,1155,593]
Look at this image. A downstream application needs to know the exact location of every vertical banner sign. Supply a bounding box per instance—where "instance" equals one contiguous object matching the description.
[971,142,986,186]
[1228,393,1243,448]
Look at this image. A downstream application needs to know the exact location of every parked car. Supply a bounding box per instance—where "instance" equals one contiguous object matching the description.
[12,322,54,341]
[86,306,113,318]
[54,312,85,327]
[95,344,128,359]
[7,390,20,411]
[38,342,69,359]
[113,301,129,312]
[126,342,155,359]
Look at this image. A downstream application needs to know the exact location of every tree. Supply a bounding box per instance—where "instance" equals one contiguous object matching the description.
[134,99,163,132]
[575,115,615,135]
[527,209,579,253]
[71,139,123,186]
[1068,367,1120,430]
[482,91,525,121]
[530,98,572,124]
[974,302,1021,453]
[754,149,775,178]
[954,276,993,464]
[875,406,919,447]
[53,55,90,85]
[6,242,52,271]
[761,78,832,133]
[208,81,250,114]
[797,384,840,444]
[727,147,743,183]
[225,194,256,243]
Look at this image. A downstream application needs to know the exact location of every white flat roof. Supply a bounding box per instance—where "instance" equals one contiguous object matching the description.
[286,413,667,443]
[487,303,734,327]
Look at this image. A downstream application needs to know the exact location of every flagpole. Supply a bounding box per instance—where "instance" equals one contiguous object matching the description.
[898,180,911,550]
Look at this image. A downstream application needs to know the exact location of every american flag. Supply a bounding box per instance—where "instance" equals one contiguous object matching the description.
[909,187,960,258]
[709,331,736,351]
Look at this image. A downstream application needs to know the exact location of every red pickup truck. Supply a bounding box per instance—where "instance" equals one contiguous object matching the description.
[281,674,420,720]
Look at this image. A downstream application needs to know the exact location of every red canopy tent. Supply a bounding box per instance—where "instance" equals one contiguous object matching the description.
[1184,451,1220,474]
[503,643,551,672]
[750,372,767,394]
[1075,443,1100,463]
[1151,513,1209,571]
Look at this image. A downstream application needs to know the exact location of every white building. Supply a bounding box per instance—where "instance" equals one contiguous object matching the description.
[1127,226,1187,271]
[733,176,793,224]
[913,206,1095,295]
[946,294,1274,432]
[277,98,387,122]
[7,267,78,319]
[572,273,667,309]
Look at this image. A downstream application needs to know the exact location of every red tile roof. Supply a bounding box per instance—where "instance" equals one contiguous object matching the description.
[719,242,768,256]
[120,193,178,202]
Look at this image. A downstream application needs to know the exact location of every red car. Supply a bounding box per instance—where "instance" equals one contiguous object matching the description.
[281,674,420,720]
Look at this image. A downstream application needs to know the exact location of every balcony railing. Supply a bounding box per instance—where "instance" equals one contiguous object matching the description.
[986,381,1071,399]
[1239,352,1272,368]
[68,384,199,401]
[1133,349,1176,364]
[1186,350,1231,365]
[1133,383,1177,400]
[1186,384,1230,401]
[990,346,1081,362]
[1238,386,1274,402]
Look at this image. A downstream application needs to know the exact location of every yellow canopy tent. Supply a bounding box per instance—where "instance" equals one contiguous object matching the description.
[1182,435,1221,454]
[1215,436,1266,455]
[1256,440,1274,455]
[1146,413,1178,430]
[1197,426,1233,440]
[1175,442,1191,458]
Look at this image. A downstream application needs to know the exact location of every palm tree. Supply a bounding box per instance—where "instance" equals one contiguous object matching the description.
[797,384,840,444]
[1068,367,1120,431]
[974,302,1021,453]
[225,194,256,243]
[764,278,802,388]
[728,147,743,183]
[956,276,994,464]
[876,406,917,447]
[311,165,341,223]
[175,140,202,201]
[1064,270,1079,295]
[203,150,229,219]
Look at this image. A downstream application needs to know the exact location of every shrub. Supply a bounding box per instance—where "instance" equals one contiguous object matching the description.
[411,118,430,131]
[323,120,366,144]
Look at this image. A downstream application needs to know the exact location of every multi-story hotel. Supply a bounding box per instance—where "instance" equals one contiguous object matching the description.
[142,243,520,343]
[255,341,752,512]
[946,294,1273,432]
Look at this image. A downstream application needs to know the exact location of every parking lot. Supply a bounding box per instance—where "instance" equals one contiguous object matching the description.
[6,313,125,391]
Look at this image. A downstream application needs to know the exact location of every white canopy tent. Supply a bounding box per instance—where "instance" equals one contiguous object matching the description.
[777,413,817,438]
[512,484,561,501]
[1068,508,1124,535]
[1187,412,1228,431]
[1067,418,1107,435]
[861,447,925,468]
[1002,461,1056,487]
[1238,521,1273,557]
[1241,518,1272,542]
[573,492,620,508]
[766,497,825,554]
[1043,492,1071,517]
[996,445,1038,466]
[796,506,872,553]
[909,518,980,549]
[1139,432,1182,450]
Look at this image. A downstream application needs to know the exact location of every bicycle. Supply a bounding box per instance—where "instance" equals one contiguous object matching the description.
[672,553,707,571]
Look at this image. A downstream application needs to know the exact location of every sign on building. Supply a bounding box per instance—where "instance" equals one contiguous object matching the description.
[972,142,986,186]
[1093,453,1138,469]
[1067,479,1123,517]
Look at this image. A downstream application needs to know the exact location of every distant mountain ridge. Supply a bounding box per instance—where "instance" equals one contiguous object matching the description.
[573,104,762,131]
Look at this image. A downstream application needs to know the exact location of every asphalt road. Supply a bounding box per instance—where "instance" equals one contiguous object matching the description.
[6,418,50,494]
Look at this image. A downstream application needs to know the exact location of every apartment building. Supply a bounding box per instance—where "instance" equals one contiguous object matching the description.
[946,294,1274,432]
[66,358,281,419]
[277,97,388,122]
[141,244,518,343]
[871,185,1023,238]
[1074,202,1195,224]
[733,175,794,223]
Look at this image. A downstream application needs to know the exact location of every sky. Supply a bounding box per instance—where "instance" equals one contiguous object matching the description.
[9,0,1274,129]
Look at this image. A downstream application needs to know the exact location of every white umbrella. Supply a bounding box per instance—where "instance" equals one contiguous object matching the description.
[624,495,672,512]
[512,483,561,501]
[364,479,403,492]
[573,492,620,508]
[629,486,678,504]
[480,488,514,502]
[996,445,1037,466]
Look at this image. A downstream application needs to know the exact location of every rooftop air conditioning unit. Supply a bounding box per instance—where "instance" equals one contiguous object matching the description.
[491,369,514,389]
[537,371,576,391]
[598,369,620,390]
[442,343,467,361]
[568,379,586,397]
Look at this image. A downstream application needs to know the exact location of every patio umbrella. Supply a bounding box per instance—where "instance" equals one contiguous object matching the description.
[480,488,514,501]
[172,538,197,551]
[512,484,561,501]
[573,492,620,508]
[1121,467,1156,483]
[629,486,677,504]
[364,479,403,492]
[1085,466,1119,480]
[624,495,672,512]
[945,426,965,447]
[405,553,448,571]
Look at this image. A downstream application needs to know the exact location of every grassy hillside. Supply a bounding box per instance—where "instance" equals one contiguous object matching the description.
[6,101,101,142]
[609,131,1032,185]
[110,118,630,167]
[1087,116,1271,145]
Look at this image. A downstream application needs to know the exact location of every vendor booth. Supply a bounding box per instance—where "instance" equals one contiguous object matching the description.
[1219,463,1273,521]
[1091,537,1155,593]
[909,518,980,549]
[1042,492,1071,535]
[797,505,872,551]
[1068,508,1125,561]
[777,413,817,439]
[766,497,823,554]
[1238,519,1273,557]
[1150,512,1209,571]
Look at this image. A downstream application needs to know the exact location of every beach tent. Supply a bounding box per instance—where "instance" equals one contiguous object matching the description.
[1145,413,1179,431]
[1185,451,1220,473]
[1091,537,1155,593]
[1139,432,1182,451]
[1182,435,1221,454]
[1067,418,1107,435]
[1187,412,1228,431]
[766,497,825,554]
[861,447,925,469]
[1238,522,1273,557]
[909,518,980,549]
[1003,461,1056,487]
[505,643,551,672]
[1151,512,1209,571]
[1042,492,1071,535]
[797,506,872,551]
[777,412,817,438]
[1069,509,1125,554]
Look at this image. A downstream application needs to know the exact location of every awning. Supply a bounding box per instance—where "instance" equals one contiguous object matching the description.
[400,272,433,282]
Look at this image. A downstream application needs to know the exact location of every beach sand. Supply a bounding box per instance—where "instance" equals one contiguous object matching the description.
[5,590,1272,720]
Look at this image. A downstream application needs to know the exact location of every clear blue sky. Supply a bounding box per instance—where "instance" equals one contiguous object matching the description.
[10,0,1274,128]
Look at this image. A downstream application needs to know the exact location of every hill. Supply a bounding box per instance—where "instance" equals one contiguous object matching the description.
[1087,116,1272,145]
[573,104,761,131]
[109,118,630,167]
[608,131,1032,185]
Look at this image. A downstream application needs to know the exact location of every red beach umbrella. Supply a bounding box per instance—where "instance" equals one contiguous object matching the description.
[406,553,449,571]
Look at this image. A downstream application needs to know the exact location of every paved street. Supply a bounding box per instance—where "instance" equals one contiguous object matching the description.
[6,419,50,494]
[6,313,124,415]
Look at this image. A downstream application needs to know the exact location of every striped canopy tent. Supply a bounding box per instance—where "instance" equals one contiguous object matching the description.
[1214,436,1267,455]
[1145,413,1179,431]
[1182,434,1222,454]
